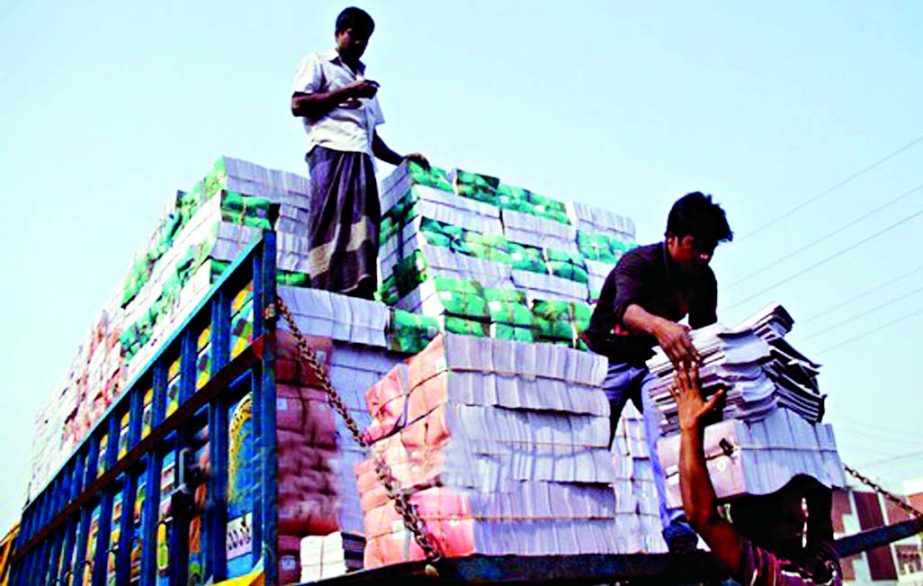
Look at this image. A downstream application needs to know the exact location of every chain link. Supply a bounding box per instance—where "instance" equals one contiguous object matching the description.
[844,464,923,521]
[274,298,443,565]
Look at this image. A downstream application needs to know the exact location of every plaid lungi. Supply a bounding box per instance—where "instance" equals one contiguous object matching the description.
[306,146,380,299]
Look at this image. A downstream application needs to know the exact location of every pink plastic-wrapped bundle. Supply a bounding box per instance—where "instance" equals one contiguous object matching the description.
[357,334,620,568]
[275,330,333,388]
[276,383,340,535]
[364,488,476,567]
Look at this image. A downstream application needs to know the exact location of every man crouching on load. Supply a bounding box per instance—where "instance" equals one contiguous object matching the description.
[582,192,733,552]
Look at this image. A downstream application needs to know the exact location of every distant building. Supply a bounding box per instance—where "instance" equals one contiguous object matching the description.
[833,477,923,585]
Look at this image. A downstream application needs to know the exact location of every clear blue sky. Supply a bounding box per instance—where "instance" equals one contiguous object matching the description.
[1,1,922,531]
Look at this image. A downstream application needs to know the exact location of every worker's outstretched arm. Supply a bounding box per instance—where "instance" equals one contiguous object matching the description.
[671,365,742,573]
[608,251,700,367]
[623,305,700,367]
[372,132,429,169]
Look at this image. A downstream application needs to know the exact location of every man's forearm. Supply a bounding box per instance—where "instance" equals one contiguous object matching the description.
[623,304,670,338]
[291,89,350,119]
[679,420,744,572]
[372,133,403,165]
[679,422,715,529]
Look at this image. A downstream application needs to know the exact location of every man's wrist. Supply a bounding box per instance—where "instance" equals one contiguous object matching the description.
[679,418,704,434]
[649,316,668,340]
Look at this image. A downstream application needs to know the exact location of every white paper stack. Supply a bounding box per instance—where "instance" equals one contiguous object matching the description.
[610,404,669,554]
[278,286,389,348]
[357,334,620,568]
[382,185,503,236]
[500,208,578,253]
[647,304,845,503]
[379,226,513,288]
[209,156,311,205]
[511,269,589,304]
[658,408,846,507]
[300,532,364,582]
[586,259,616,301]
[327,344,406,536]
[646,307,826,435]
[565,201,636,240]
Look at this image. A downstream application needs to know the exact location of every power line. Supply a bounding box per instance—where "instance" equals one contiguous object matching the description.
[835,416,923,438]
[798,283,923,343]
[739,133,923,242]
[800,263,923,324]
[857,450,923,469]
[815,305,923,355]
[727,182,923,290]
[835,442,895,458]
[835,424,923,447]
[726,204,923,311]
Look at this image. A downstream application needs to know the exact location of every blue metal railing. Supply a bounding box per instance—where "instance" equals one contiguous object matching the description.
[10,231,278,586]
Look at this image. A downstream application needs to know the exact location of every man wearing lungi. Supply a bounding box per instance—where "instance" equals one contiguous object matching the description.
[291,6,428,299]
[582,192,733,552]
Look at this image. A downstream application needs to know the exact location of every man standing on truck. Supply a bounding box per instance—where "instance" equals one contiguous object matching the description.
[291,7,429,299]
[670,363,842,584]
[582,191,733,552]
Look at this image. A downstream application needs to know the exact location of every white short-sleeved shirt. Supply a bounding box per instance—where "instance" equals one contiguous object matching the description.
[292,48,385,157]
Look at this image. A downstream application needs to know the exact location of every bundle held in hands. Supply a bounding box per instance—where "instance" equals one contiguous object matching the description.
[648,304,846,504]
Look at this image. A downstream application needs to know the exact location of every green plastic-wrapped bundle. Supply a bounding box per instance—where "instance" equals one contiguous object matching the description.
[545,249,589,284]
[506,242,547,274]
[531,300,592,346]
[380,212,401,244]
[276,271,310,287]
[463,232,513,264]
[389,251,431,299]
[486,295,536,342]
[122,254,154,306]
[526,192,570,224]
[495,184,531,213]
[430,277,490,320]
[577,232,618,263]
[220,192,273,231]
[205,157,240,200]
[408,160,453,193]
[578,231,637,263]
[387,309,441,354]
[177,180,207,214]
[483,288,527,304]
[418,217,469,253]
[452,168,500,204]
[490,323,536,342]
[442,316,489,337]
[379,274,401,306]
[610,237,636,260]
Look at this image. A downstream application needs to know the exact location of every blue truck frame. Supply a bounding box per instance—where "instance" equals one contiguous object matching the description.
[9,232,280,586]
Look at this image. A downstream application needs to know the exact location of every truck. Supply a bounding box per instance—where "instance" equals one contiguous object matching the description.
[7,227,922,586]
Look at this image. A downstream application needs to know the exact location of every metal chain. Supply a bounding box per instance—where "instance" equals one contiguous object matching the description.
[844,464,923,521]
[274,298,443,565]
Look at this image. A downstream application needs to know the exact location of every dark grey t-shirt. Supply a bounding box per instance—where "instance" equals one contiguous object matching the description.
[583,242,717,365]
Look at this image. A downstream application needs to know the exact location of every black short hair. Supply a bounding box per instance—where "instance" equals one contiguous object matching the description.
[336,7,375,36]
[665,192,733,246]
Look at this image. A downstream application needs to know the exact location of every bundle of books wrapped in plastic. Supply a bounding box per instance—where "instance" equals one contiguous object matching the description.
[273,307,410,580]
[120,157,314,380]
[648,304,846,507]
[357,334,620,568]
[378,161,636,355]
[27,156,315,500]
